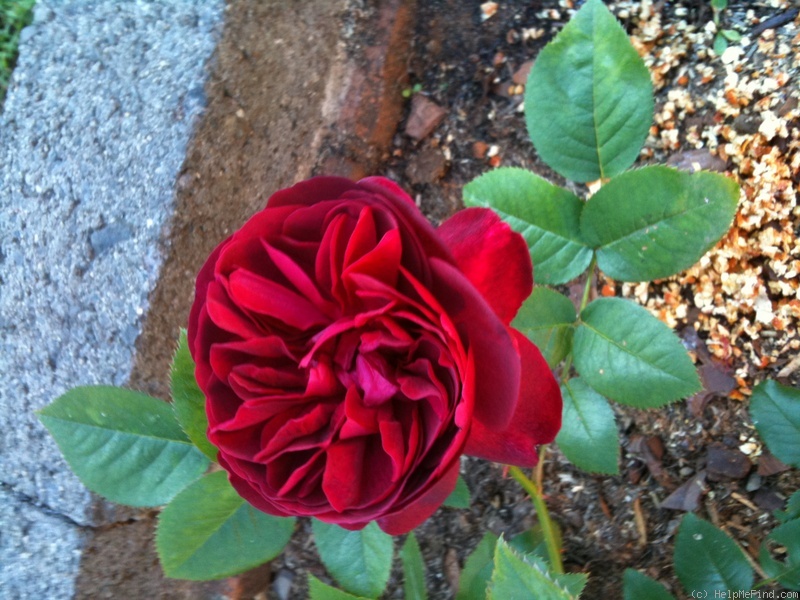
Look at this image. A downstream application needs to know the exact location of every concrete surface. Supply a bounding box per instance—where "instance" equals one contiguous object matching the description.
[0,1,224,596]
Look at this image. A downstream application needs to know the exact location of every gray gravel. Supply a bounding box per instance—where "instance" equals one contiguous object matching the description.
[0,0,224,596]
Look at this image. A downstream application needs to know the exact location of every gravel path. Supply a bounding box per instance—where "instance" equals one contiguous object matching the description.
[0,1,224,596]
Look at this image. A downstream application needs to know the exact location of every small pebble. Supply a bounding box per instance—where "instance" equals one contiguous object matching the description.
[272,568,294,600]
[745,473,762,492]
[405,95,447,141]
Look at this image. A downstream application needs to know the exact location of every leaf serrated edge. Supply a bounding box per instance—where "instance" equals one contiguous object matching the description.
[169,329,218,461]
[169,329,194,441]
[490,537,575,599]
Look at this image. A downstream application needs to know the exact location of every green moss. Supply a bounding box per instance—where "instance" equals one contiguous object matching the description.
[1,0,36,104]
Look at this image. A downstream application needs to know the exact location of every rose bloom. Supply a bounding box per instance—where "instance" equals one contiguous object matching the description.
[188,176,561,535]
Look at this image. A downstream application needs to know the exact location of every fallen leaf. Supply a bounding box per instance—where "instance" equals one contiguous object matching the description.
[512,60,534,85]
[629,435,672,488]
[660,471,707,511]
[444,547,460,592]
[688,360,737,416]
[706,443,752,481]
[666,149,727,173]
[757,450,790,476]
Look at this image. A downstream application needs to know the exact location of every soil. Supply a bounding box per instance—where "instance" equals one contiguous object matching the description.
[78,0,800,598]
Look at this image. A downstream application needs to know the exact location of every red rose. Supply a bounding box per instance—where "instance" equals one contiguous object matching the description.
[188,176,561,535]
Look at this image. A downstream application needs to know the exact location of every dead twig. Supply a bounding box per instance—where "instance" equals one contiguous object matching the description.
[751,8,799,37]
[777,354,800,378]
[633,496,648,548]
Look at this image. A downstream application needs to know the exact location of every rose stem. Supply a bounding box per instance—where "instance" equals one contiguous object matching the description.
[508,466,564,575]
[507,256,597,575]
[535,445,547,490]
[558,255,597,383]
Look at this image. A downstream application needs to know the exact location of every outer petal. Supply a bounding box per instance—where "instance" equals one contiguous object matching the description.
[429,258,519,431]
[376,460,460,535]
[358,176,418,208]
[436,207,532,325]
[465,330,562,467]
[188,241,227,360]
[220,456,293,518]
[265,176,360,208]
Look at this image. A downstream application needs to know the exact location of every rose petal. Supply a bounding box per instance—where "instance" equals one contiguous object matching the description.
[227,269,330,330]
[266,176,360,209]
[220,456,293,517]
[217,205,300,275]
[357,176,417,208]
[464,330,562,467]
[376,460,460,535]
[188,242,226,360]
[344,229,402,291]
[357,177,454,277]
[344,206,378,267]
[322,438,365,512]
[263,241,336,316]
[205,281,264,340]
[428,258,519,431]
[437,207,532,325]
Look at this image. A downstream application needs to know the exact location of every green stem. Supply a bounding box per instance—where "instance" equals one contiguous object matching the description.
[560,256,597,382]
[508,466,564,575]
[579,256,597,312]
[535,445,547,490]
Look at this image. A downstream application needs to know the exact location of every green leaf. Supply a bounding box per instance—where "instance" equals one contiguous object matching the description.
[401,533,428,600]
[312,520,394,598]
[622,569,675,600]
[510,523,561,565]
[171,329,218,461]
[444,475,471,509]
[510,528,547,559]
[513,287,577,368]
[713,34,728,55]
[759,519,800,590]
[580,167,739,282]
[711,0,728,10]
[508,526,580,595]
[456,531,499,600]
[674,514,754,594]
[557,379,619,474]
[554,572,588,598]
[37,386,209,507]
[488,538,579,600]
[749,380,800,468]
[309,575,371,600]
[156,471,295,580]
[573,298,700,407]
[525,0,653,182]
[775,490,800,524]
[463,167,592,285]
[722,29,742,42]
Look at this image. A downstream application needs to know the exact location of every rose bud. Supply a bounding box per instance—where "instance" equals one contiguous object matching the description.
[188,176,562,535]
